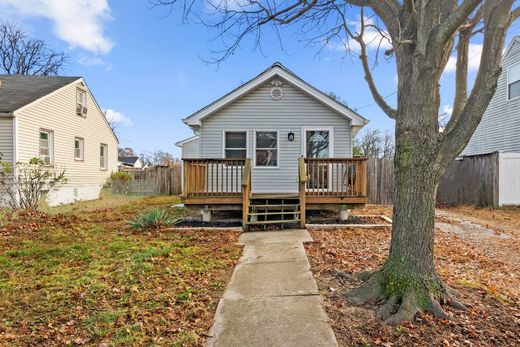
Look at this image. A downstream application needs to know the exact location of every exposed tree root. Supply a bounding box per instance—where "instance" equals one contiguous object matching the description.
[344,270,467,324]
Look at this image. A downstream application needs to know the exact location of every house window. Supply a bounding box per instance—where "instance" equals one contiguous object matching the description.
[100,144,108,170]
[39,130,53,165]
[76,88,87,115]
[305,130,330,158]
[74,137,84,161]
[224,131,247,159]
[508,62,520,100]
[255,131,278,167]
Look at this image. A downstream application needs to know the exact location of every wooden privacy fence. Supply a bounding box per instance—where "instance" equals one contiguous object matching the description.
[364,153,501,206]
[366,158,394,205]
[437,152,499,207]
[120,166,182,195]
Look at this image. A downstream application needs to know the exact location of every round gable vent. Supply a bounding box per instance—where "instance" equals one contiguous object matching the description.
[270,79,283,100]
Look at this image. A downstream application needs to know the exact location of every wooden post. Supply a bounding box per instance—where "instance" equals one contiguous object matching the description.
[241,159,252,229]
[298,157,307,229]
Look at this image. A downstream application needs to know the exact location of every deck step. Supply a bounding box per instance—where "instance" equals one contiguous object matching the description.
[249,204,300,209]
[246,219,300,225]
[249,211,301,216]
[251,194,299,199]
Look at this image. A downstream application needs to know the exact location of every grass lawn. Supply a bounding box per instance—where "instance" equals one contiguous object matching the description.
[0,193,242,346]
[305,205,520,346]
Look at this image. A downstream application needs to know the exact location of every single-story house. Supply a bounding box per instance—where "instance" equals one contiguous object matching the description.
[176,62,369,228]
[459,36,520,205]
[118,156,144,169]
[0,74,118,206]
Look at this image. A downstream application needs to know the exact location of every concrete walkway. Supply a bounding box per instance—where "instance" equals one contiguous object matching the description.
[208,230,338,347]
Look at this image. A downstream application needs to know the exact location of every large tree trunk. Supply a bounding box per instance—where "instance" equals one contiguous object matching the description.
[346,79,466,323]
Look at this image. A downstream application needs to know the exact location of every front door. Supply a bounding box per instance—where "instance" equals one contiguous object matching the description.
[302,128,333,191]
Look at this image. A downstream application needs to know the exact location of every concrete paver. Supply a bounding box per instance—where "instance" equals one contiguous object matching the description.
[208,229,338,347]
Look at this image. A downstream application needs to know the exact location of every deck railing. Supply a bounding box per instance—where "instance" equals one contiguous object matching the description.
[242,159,252,227]
[183,159,247,196]
[304,158,367,197]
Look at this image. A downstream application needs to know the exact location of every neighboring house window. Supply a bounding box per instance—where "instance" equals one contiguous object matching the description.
[508,62,520,100]
[74,137,84,161]
[255,131,278,167]
[100,144,108,170]
[224,131,247,159]
[76,88,87,115]
[39,130,53,165]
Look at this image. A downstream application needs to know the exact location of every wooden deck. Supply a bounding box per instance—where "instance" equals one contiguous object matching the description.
[182,157,368,227]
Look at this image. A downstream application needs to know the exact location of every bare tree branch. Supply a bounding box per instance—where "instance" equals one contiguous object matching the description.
[438,0,514,167]
[0,21,67,76]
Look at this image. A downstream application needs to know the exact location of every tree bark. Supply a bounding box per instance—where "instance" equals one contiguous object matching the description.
[347,75,466,323]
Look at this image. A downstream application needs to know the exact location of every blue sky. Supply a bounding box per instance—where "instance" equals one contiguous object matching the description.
[0,1,518,157]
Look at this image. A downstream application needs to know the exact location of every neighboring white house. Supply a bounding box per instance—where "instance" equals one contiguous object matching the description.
[118,156,144,169]
[460,36,520,205]
[0,74,118,206]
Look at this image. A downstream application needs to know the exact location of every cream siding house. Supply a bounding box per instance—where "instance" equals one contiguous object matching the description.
[0,75,118,206]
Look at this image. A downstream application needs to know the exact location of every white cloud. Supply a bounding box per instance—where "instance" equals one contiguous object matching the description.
[0,0,113,54]
[445,44,483,73]
[78,55,112,70]
[104,109,132,126]
[326,16,392,53]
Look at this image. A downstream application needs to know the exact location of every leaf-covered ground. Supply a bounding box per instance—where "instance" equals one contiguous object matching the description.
[0,194,241,346]
[305,205,520,346]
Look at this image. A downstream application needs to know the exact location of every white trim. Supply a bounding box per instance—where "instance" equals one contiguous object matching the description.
[39,129,54,165]
[13,78,82,115]
[503,36,520,58]
[507,61,520,101]
[175,135,199,147]
[222,130,249,159]
[301,126,335,158]
[253,129,280,169]
[183,64,369,127]
[12,78,119,144]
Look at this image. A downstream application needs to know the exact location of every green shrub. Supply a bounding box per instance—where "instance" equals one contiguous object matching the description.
[128,208,177,230]
[110,171,132,182]
[110,171,132,194]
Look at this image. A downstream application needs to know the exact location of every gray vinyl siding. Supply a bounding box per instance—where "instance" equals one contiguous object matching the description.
[462,40,520,156]
[182,138,200,158]
[199,78,352,193]
[0,117,14,163]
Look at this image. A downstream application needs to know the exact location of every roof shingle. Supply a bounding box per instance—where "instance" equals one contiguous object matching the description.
[0,74,80,113]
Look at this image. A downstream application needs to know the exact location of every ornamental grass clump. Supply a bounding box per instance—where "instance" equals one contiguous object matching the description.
[128,208,177,230]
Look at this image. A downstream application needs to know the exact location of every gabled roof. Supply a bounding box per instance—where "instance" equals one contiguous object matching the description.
[118,156,140,165]
[504,36,520,57]
[175,135,199,147]
[182,62,369,128]
[0,74,81,113]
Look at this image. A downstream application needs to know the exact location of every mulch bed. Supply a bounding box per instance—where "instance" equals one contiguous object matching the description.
[305,227,520,346]
[307,215,388,225]
[172,218,242,228]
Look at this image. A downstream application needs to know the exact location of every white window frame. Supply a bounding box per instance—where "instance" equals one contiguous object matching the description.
[253,129,280,169]
[74,137,84,161]
[301,127,335,192]
[39,129,54,166]
[100,144,108,170]
[507,62,520,101]
[301,126,335,158]
[76,88,87,107]
[222,130,249,159]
